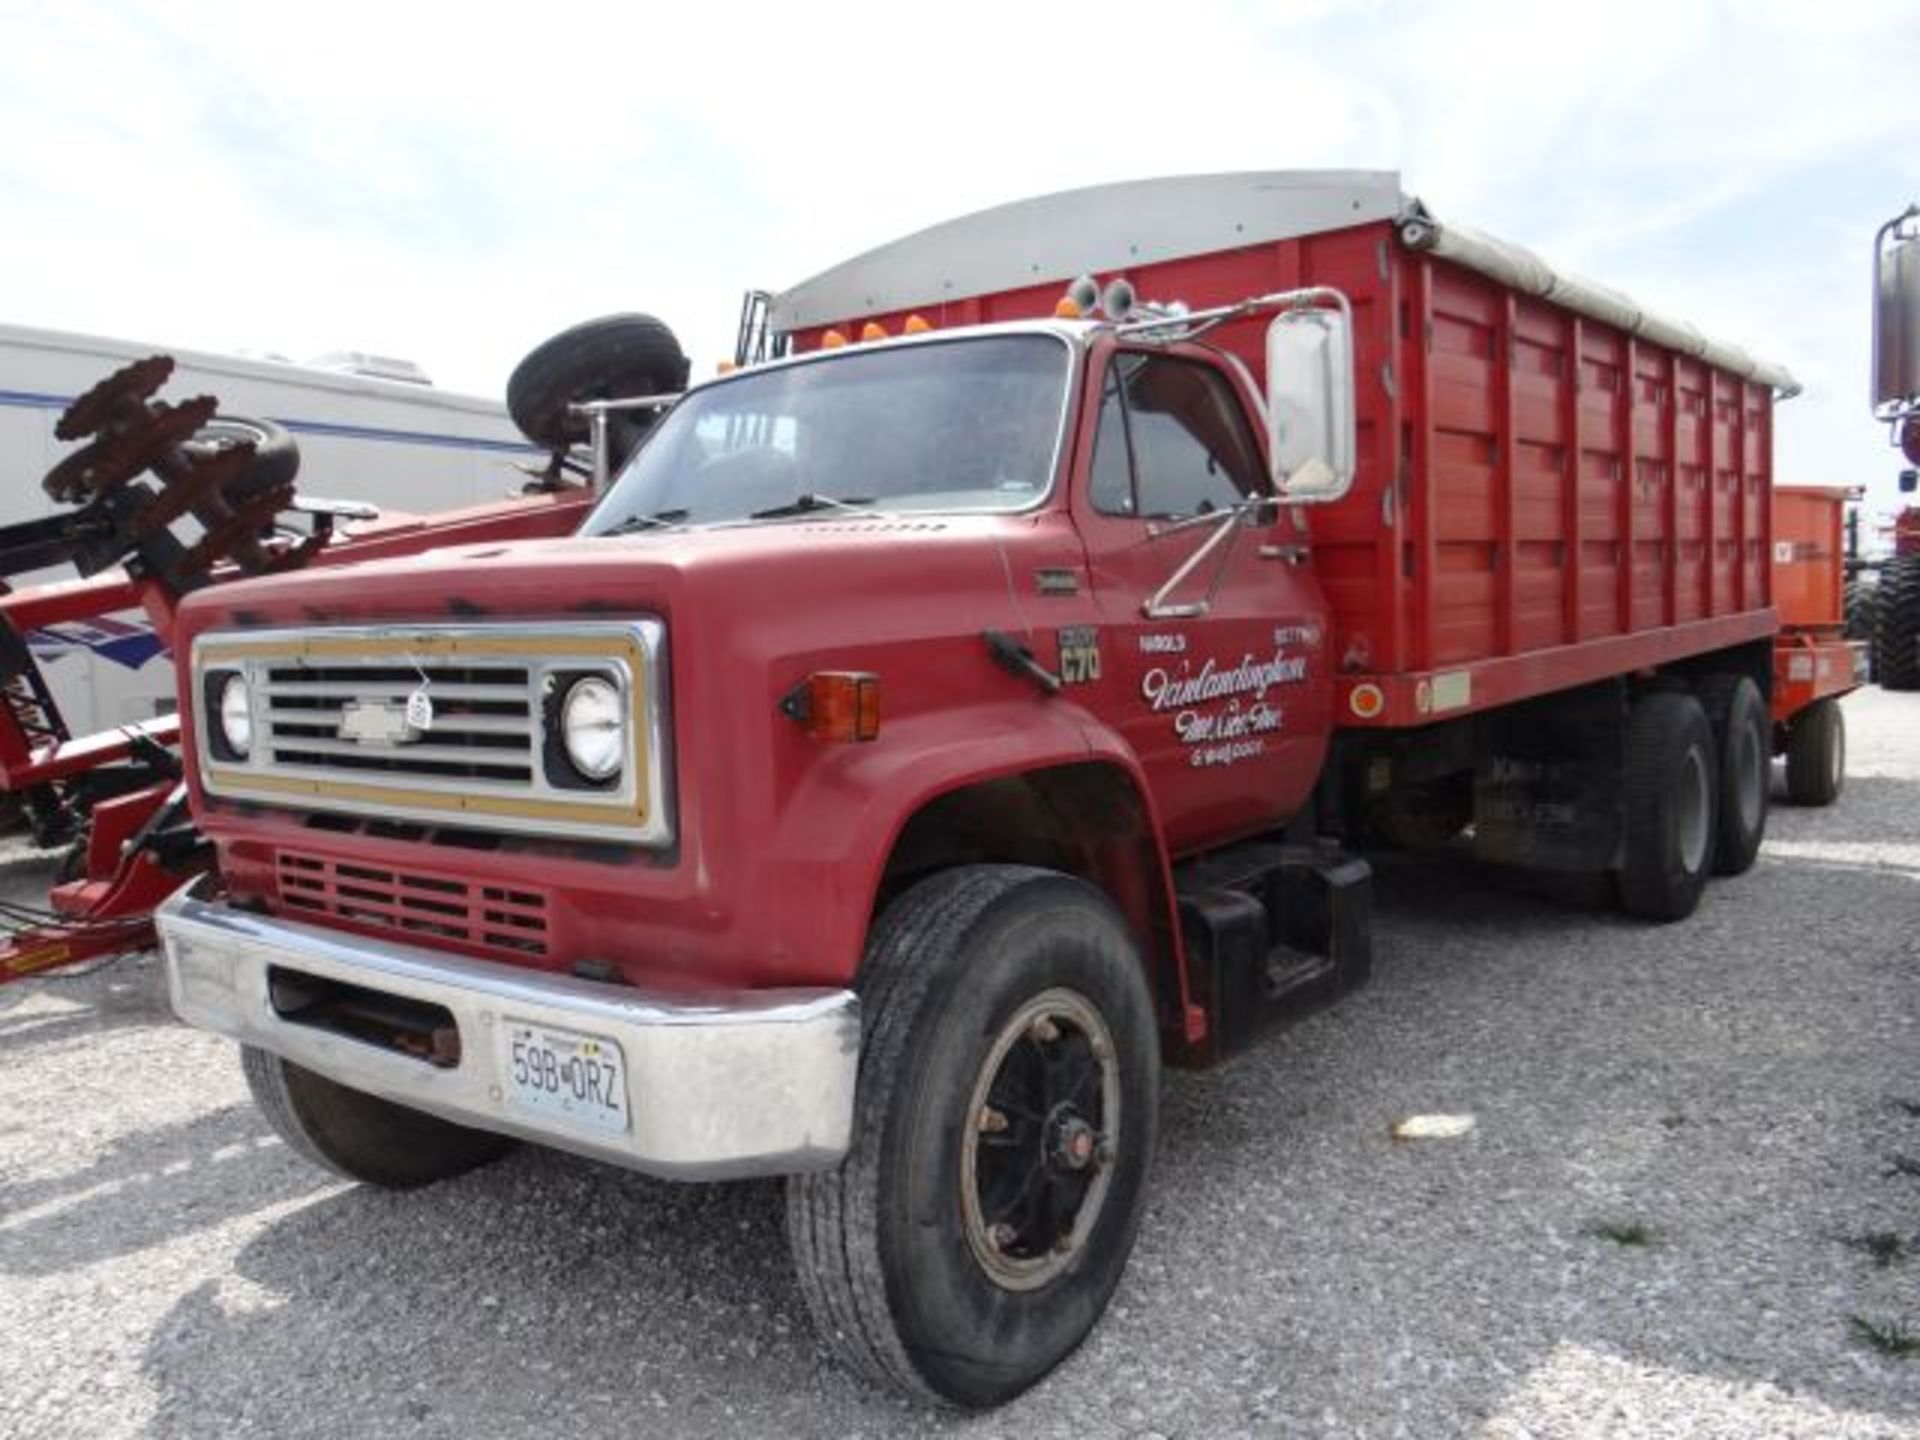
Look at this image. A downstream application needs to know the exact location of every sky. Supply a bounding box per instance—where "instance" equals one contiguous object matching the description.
[3,0,1918,522]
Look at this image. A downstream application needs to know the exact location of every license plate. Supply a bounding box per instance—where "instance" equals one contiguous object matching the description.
[499,1020,629,1136]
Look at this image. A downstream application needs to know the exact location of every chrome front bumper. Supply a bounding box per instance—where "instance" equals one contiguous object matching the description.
[155,878,860,1180]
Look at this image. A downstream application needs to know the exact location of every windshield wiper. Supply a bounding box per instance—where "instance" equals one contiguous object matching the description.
[602,508,689,536]
[747,493,883,521]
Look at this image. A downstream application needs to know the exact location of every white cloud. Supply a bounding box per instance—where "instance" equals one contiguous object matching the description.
[1,0,1916,517]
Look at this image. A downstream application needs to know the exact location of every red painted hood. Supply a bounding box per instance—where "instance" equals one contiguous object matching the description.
[175,509,1100,993]
[176,512,1061,645]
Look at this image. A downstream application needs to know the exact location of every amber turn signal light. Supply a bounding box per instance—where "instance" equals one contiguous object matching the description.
[780,671,881,742]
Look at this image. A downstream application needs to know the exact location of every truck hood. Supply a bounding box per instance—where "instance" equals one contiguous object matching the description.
[177,512,1068,641]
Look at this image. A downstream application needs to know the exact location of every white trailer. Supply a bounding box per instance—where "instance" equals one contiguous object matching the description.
[0,322,542,732]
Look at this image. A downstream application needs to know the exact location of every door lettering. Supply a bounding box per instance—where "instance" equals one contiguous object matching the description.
[1140,644,1311,767]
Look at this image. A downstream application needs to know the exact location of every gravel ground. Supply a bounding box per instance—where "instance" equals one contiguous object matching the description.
[2,688,1917,1439]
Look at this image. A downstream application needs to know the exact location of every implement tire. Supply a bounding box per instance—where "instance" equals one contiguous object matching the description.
[787,865,1159,1409]
[1872,554,1920,691]
[183,414,301,505]
[1617,692,1718,923]
[1784,697,1846,807]
[1845,580,1878,645]
[243,1046,513,1188]
[1695,674,1769,876]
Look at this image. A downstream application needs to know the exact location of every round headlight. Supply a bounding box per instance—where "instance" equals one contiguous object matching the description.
[561,677,624,781]
[217,673,252,758]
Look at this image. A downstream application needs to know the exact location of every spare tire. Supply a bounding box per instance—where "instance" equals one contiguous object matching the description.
[183,414,301,504]
[506,314,689,455]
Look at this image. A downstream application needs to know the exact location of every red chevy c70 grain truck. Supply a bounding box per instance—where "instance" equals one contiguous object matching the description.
[153,172,1796,1407]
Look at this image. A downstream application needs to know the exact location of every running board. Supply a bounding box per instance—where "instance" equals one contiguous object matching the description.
[1173,842,1372,1066]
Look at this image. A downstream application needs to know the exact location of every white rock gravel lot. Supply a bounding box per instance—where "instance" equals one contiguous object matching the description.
[1,687,1916,1439]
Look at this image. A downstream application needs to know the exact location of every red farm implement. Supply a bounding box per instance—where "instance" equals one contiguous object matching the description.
[1770,484,1866,805]
[0,356,591,983]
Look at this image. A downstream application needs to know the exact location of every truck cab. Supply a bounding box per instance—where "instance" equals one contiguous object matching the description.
[579,319,1338,847]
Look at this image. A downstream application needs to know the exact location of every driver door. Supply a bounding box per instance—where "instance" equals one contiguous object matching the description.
[1072,344,1330,857]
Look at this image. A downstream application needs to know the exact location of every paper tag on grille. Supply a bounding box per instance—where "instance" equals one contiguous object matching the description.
[405,687,434,733]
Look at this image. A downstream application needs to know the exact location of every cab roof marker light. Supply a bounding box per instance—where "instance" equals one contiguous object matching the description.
[903,314,933,334]
[821,329,849,349]
[859,322,888,342]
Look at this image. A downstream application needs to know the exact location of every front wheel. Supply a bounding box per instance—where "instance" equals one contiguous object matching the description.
[243,1046,514,1188]
[787,866,1160,1408]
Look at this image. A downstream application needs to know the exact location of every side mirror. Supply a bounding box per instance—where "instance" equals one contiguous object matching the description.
[1874,208,1920,415]
[1265,303,1356,504]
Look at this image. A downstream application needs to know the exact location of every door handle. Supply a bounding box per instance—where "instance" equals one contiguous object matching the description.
[1259,543,1311,564]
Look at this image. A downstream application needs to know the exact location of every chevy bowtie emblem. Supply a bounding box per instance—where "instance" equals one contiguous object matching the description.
[338,699,425,745]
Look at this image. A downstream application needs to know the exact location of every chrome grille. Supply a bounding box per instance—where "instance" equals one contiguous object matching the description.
[261,663,538,784]
[193,623,672,847]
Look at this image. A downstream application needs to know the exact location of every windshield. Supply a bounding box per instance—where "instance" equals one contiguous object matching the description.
[581,333,1070,533]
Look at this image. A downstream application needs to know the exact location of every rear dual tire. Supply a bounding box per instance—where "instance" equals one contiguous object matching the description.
[1697,675,1769,876]
[1616,692,1719,922]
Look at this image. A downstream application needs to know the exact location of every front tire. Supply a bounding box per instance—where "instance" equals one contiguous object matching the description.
[1616,692,1718,922]
[243,1046,513,1188]
[787,866,1159,1408]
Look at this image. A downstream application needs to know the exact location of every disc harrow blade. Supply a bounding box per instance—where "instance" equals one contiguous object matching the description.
[42,397,218,505]
[55,355,175,442]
